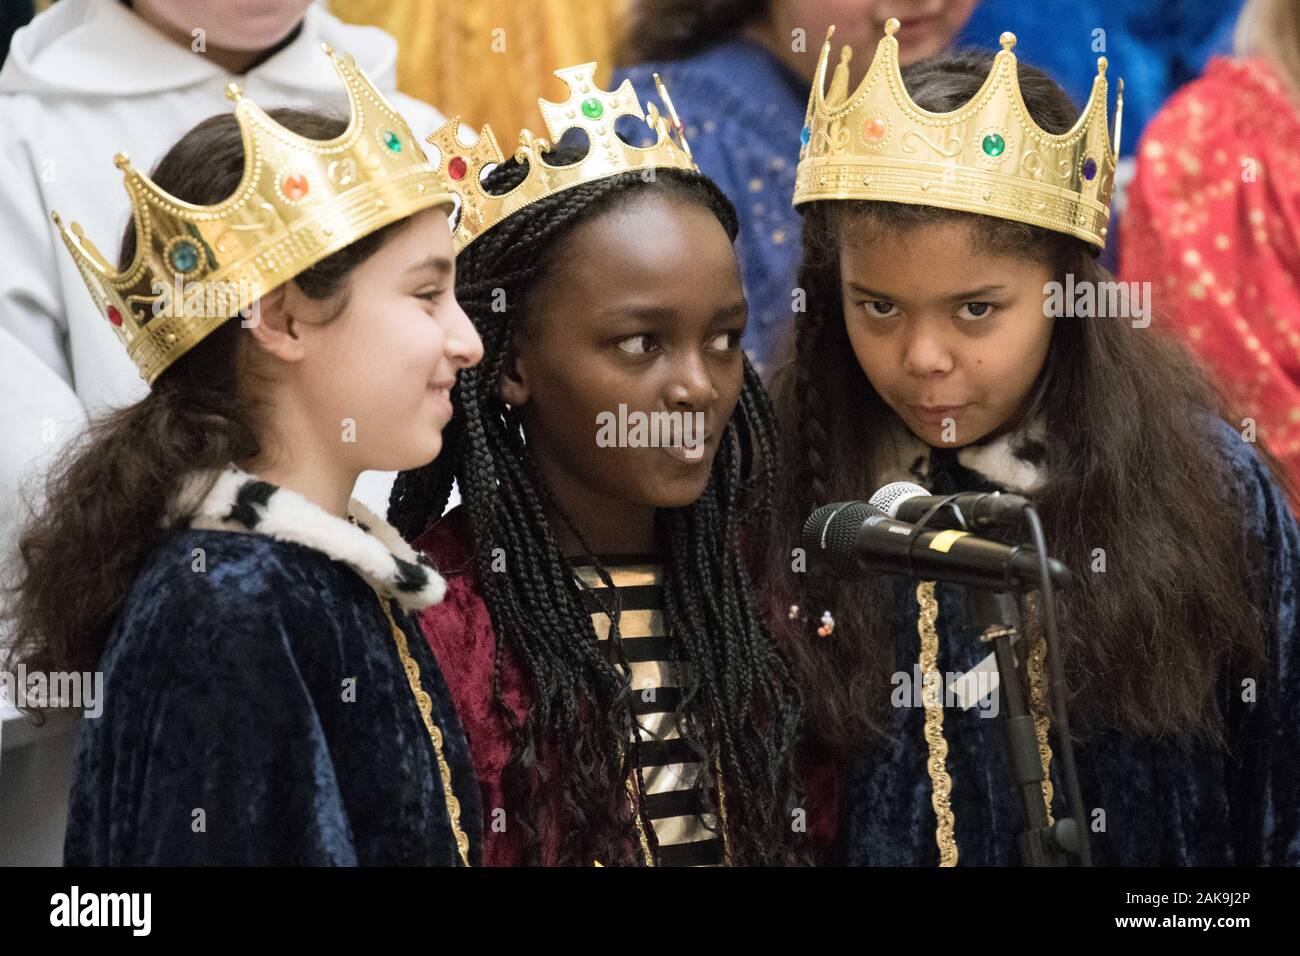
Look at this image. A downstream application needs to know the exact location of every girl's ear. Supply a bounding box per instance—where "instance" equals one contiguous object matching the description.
[497,339,531,407]
[245,285,308,364]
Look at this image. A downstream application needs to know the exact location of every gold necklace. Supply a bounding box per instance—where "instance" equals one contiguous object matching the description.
[377,593,473,867]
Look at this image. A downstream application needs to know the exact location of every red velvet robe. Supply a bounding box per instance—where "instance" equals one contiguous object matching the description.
[1121,57,1300,490]
[413,506,839,865]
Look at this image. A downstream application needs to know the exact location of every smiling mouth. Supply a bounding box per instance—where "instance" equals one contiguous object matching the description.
[427,382,454,417]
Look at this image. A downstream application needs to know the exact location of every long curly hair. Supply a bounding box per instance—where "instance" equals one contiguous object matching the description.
[4,109,409,702]
[388,150,805,865]
[769,51,1279,754]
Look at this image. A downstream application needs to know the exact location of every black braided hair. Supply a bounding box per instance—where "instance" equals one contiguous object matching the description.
[390,147,806,865]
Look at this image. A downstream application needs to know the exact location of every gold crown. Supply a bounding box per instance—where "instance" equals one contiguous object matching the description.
[52,44,454,385]
[426,62,698,253]
[794,19,1123,248]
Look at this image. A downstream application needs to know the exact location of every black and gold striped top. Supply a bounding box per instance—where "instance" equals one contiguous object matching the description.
[573,558,726,867]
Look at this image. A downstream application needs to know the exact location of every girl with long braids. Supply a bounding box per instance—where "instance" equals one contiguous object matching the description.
[388,67,826,866]
[5,53,484,865]
[771,22,1300,866]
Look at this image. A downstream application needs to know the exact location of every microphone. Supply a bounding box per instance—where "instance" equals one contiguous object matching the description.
[802,501,1073,591]
[870,481,1031,531]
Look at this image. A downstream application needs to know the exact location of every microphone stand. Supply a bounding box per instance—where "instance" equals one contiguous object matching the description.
[965,587,1079,866]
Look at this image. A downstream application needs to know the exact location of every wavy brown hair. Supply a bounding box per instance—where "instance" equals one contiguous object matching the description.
[3,109,408,703]
[770,50,1281,754]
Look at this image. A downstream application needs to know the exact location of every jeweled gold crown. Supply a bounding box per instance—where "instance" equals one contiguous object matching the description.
[794,19,1123,248]
[426,63,698,253]
[52,44,454,385]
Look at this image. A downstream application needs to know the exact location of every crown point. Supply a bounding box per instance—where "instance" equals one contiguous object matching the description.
[999,31,1017,51]
[50,210,62,226]
[225,82,243,103]
[321,41,334,56]
[825,25,836,42]
[839,46,853,65]
[113,152,131,170]
[884,18,900,37]
[1097,56,1108,75]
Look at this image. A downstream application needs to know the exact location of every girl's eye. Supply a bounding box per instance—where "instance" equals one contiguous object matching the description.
[616,334,659,355]
[706,330,742,351]
[958,302,995,321]
[416,289,446,302]
[862,300,899,318]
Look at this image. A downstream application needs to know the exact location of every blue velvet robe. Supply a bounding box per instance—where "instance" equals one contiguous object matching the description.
[841,427,1300,866]
[64,529,483,866]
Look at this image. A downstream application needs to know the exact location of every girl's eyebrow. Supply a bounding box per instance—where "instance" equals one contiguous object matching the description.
[597,300,749,323]
[597,304,678,322]
[405,254,453,278]
[712,300,748,322]
[944,284,1008,301]
[846,281,897,300]
[846,281,1009,301]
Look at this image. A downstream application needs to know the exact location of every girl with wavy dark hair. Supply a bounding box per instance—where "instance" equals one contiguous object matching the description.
[771,33,1300,866]
[388,76,824,866]
[4,66,484,866]
[613,1,975,370]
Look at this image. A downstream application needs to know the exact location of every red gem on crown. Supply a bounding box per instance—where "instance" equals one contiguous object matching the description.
[281,173,310,201]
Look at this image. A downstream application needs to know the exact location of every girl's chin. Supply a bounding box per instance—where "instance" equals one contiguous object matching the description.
[903,417,992,450]
[642,472,713,509]
[382,431,445,473]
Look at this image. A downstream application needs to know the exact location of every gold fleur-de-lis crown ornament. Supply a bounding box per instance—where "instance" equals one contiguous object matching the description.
[426,62,699,253]
[793,19,1123,249]
[52,44,455,385]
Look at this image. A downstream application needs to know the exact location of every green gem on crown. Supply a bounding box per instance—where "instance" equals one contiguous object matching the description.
[170,240,200,274]
[981,133,1006,157]
[580,97,604,120]
[383,130,403,153]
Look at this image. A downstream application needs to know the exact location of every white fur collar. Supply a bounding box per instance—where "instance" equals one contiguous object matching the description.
[167,465,446,610]
[875,419,1048,495]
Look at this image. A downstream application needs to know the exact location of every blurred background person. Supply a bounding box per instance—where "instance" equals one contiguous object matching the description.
[960,1,1242,153]
[0,0,446,577]
[610,1,977,374]
[1120,0,1300,491]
